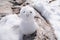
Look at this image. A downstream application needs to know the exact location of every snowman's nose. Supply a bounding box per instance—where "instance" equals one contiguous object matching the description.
[26,14,29,17]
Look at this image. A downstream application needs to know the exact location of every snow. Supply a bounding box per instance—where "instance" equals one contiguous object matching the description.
[33,0,60,40]
[0,0,60,40]
[0,14,23,40]
[19,5,37,35]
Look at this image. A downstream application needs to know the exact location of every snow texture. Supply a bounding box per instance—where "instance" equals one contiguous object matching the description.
[33,0,60,40]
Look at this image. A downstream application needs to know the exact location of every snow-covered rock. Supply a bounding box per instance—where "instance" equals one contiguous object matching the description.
[33,0,60,40]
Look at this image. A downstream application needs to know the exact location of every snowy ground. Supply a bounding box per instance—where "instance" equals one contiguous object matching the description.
[0,0,60,40]
[32,0,60,40]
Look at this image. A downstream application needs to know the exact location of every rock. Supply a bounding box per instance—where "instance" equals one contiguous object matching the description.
[16,0,26,4]
[10,0,26,6]
[0,1,13,19]
[12,6,21,14]
[0,0,12,2]
[34,12,57,40]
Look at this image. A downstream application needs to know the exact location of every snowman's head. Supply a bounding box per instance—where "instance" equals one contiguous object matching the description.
[20,5,36,20]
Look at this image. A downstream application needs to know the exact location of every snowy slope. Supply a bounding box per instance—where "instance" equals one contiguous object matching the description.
[33,0,60,40]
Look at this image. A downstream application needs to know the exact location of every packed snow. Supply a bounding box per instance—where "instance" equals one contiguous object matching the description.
[19,5,38,35]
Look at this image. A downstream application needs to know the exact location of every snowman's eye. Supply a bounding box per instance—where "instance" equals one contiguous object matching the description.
[30,11,32,13]
[23,11,25,13]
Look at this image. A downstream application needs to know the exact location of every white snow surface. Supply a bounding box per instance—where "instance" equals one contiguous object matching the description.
[33,0,60,40]
[0,14,23,40]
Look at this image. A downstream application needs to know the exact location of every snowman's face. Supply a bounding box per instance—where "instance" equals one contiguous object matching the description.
[20,6,36,19]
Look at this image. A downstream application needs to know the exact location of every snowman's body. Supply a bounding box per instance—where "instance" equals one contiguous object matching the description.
[19,5,37,35]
